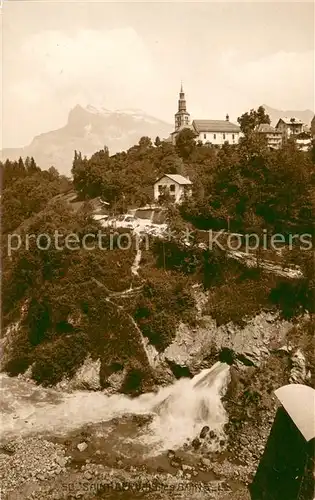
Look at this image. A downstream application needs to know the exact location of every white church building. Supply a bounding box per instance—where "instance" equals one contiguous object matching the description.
[170,84,241,146]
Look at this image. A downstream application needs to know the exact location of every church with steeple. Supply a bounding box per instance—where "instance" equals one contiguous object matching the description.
[170,84,241,146]
[174,83,191,131]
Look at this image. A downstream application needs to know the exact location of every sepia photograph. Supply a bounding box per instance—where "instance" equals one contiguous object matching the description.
[0,1,314,499]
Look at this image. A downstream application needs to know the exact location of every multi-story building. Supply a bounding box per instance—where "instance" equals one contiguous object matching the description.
[256,123,283,149]
[295,132,312,152]
[275,117,304,140]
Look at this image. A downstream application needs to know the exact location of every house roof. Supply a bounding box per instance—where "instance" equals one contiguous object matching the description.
[192,119,240,133]
[276,117,304,126]
[257,123,281,134]
[155,174,192,185]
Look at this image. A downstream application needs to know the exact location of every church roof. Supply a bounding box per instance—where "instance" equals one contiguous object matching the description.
[193,119,240,133]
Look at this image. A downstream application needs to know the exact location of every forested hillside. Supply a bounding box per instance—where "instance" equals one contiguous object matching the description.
[1,107,314,391]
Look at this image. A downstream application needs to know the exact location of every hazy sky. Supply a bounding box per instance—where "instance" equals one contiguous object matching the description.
[1,1,314,148]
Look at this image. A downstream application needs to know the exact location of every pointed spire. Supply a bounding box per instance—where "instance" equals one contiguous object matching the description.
[175,81,189,131]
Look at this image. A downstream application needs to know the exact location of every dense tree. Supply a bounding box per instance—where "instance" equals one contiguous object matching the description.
[237,105,271,135]
[175,128,197,160]
[1,159,70,233]
[138,136,153,149]
[154,136,162,147]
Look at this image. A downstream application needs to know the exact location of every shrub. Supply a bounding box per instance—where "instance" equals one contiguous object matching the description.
[31,333,89,386]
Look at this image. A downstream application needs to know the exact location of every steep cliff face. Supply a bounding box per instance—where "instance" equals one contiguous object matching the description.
[163,312,294,373]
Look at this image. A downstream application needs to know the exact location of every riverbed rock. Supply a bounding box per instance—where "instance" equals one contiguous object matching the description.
[200,457,211,467]
[181,464,193,472]
[55,456,68,468]
[0,437,69,496]
[200,425,210,439]
[170,457,182,468]
[192,438,201,449]
[77,442,88,452]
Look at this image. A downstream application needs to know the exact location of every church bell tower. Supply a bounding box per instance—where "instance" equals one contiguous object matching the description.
[175,83,190,131]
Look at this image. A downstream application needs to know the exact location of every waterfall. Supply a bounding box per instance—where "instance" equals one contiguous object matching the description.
[0,362,230,454]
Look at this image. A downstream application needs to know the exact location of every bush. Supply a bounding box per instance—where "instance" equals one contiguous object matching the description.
[31,333,89,386]
[133,269,195,351]
[206,275,274,326]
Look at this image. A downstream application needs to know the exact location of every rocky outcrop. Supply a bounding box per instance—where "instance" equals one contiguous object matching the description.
[0,322,21,372]
[289,348,310,384]
[164,312,294,373]
[56,357,101,391]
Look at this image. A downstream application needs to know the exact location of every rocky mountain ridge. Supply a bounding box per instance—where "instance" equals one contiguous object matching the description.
[262,104,314,127]
[1,105,172,175]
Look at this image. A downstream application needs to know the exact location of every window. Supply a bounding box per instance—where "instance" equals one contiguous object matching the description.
[213,134,216,139]
[170,184,175,192]
[204,134,207,139]
[158,185,163,193]
[223,133,226,140]
[232,134,235,140]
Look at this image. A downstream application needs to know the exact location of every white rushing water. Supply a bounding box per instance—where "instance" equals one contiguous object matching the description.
[0,362,230,454]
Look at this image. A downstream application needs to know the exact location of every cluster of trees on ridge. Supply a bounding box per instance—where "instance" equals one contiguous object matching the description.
[1,157,71,234]
[71,106,315,236]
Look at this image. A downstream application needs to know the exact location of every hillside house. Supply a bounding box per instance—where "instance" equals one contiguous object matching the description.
[154,174,192,204]
[275,117,304,141]
[256,123,283,149]
[295,131,312,152]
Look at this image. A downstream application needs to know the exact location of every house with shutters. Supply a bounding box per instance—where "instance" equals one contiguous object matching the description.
[275,117,304,140]
[153,174,192,204]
